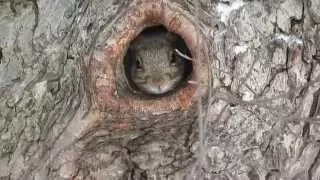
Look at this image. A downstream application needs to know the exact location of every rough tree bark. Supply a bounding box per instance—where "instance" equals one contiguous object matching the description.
[0,0,320,179]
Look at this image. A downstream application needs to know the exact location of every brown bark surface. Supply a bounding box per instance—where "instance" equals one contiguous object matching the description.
[0,0,320,179]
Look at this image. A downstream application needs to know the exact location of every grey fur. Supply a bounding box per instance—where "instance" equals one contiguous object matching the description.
[129,32,185,95]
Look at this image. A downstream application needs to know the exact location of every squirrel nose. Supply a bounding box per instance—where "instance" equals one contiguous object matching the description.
[151,77,165,85]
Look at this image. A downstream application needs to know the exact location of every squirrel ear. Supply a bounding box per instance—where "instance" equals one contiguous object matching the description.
[165,32,186,50]
[165,32,179,42]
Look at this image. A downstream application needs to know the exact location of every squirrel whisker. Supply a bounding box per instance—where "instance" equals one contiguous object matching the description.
[174,49,193,61]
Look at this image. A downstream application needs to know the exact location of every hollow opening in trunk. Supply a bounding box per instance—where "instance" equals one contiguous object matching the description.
[123,25,193,98]
[95,0,209,113]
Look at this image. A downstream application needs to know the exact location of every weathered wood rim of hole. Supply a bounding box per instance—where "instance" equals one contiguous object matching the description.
[94,0,209,114]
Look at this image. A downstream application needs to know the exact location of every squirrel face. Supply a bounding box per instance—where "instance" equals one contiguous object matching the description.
[129,32,185,95]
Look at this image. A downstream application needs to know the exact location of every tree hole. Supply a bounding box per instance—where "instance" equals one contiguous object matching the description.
[123,25,193,98]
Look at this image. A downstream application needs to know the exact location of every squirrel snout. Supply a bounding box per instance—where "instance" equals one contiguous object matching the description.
[140,75,174,94]
[150,77,166,85]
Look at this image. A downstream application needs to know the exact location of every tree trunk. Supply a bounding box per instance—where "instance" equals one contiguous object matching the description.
[0,0,320,179]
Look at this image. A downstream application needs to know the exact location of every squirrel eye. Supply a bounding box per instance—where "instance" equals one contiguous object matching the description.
[170,52,177,65]
[135,57,143,70]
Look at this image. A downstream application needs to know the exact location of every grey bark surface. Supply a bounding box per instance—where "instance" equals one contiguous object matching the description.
[0,0,320,179]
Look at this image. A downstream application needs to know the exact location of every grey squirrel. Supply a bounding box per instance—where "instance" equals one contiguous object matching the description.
[127,30,188,95]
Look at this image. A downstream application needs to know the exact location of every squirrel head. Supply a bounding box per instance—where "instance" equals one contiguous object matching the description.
[128,31,186,95]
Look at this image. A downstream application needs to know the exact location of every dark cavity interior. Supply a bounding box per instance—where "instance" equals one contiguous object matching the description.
[123,25,193,97]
